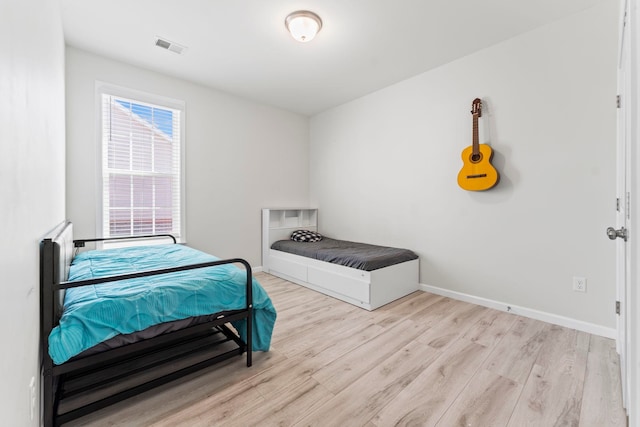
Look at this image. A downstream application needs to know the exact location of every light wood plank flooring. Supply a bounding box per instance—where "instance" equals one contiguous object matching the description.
[65,272,627,426]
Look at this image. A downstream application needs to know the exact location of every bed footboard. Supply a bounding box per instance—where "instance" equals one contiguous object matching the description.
[40,221,254,427]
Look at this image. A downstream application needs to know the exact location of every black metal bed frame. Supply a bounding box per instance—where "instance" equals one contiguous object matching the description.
[40,221,253,427]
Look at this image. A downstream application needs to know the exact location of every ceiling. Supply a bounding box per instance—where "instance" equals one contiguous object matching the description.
[60,0,607,116]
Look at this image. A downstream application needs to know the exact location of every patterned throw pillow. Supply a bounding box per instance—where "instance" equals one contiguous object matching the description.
[290,230,323,242]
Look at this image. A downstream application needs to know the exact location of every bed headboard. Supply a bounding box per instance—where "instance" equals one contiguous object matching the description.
[40,221,74,345]
[261,208,317,270]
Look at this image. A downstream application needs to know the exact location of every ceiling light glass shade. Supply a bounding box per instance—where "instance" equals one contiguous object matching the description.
[285,10,322,43]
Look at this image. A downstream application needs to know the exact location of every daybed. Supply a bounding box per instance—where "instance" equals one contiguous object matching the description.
[262,208,419,310]
[40,221,276,427]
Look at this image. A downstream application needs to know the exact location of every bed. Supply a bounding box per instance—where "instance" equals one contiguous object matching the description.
[41,221,276,427]
[262,208,419,310]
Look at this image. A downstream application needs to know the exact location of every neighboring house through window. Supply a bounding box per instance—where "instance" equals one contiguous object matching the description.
[98,83,185,242]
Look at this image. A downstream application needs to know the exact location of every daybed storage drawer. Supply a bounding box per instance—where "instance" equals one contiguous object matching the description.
[269,255,307,282]
[307,265,370,303]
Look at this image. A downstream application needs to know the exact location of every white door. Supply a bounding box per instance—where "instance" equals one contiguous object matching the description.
[614,0,630,410]
[613,0,637,421]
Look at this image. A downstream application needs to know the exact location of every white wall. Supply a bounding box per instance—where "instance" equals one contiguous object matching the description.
[66,47,309,266]
[310,2,618,329]
[0,0,66,425]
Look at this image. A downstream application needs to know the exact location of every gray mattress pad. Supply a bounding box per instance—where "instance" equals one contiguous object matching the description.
[271,237,418,271]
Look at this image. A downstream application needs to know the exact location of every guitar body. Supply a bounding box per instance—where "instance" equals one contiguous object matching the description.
[457,143,499,191]
[457,98,499,191]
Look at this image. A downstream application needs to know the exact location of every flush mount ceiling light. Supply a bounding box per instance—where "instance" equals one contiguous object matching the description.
[285,10,322,43]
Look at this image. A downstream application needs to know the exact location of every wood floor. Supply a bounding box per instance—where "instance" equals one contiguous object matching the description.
[65,272,627,427]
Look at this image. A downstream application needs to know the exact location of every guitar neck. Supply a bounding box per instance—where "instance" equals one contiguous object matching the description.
[472,113,479,155]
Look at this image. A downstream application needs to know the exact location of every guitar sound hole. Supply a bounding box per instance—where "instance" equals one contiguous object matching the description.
[470,153,483,163]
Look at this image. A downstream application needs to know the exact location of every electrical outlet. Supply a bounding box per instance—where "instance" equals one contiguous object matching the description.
[573,276,587,292]
[29,376,35,421]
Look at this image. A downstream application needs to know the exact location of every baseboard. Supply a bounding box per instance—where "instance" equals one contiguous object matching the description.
[419,283,616,340]
[253,266,263,273]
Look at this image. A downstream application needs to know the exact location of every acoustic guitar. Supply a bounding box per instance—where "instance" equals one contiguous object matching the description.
[457,98,499,191]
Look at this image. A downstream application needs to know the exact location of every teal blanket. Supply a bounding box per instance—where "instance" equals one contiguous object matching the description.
[48,244,276,365]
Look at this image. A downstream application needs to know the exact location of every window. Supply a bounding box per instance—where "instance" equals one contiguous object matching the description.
[99,86,185,242]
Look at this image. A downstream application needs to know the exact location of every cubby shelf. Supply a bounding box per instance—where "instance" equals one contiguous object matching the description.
[266,209,317,230]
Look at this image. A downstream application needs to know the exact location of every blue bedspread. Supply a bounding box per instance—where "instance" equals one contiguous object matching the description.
[48,244,276,365]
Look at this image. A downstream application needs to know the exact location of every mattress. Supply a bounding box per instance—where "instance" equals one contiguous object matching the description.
[75,311,237,358]
[271,237,418,271]
[48,244,276,365]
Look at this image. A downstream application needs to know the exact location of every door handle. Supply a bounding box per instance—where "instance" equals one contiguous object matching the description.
[607,226,628,241]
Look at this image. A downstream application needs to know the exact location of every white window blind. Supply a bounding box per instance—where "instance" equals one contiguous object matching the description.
[100,93,183,240]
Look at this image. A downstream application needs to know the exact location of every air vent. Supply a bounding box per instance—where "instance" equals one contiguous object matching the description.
[154,36,187,55]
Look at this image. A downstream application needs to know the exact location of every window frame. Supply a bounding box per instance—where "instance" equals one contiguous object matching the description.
[95,82,186,245]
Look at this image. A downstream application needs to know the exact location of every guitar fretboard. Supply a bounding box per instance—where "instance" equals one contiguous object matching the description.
[472,113,479,156]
